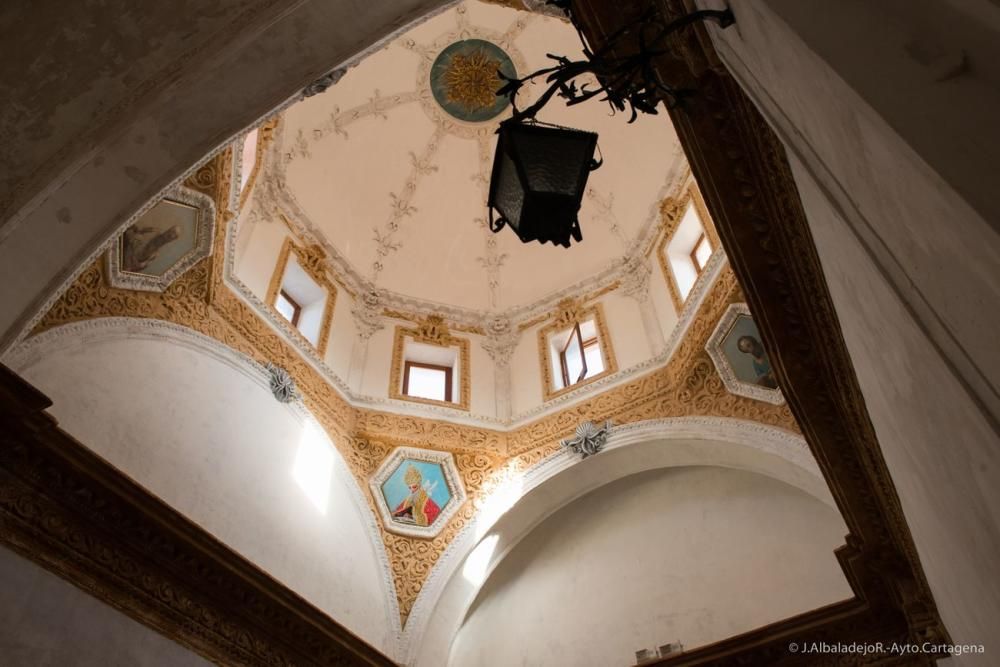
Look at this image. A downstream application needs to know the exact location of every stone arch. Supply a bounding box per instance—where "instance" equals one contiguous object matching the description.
[404,417,836,665]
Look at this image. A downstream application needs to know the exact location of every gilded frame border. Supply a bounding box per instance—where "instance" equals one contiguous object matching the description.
[388,324,472,412]
[265,236,336,356]
[537,301,618,401]
[656,181,722,313]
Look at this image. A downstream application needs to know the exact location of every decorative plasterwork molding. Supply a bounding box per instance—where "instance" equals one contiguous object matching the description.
[258,162,687,333]
[104,186,216,294]
[226,185,725,428]
[399,416,821,664]
[388,319,472,412]
[254,0,690,328]
[480,315,518,368]
[706,303,785,406]
[560,420,612,458]
[13,131,798,632]
[368,446,468,539]
[265,362,299,403]
[17,225,796,628]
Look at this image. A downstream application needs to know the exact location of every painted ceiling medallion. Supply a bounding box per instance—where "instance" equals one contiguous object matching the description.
[430,39,515,122]
[706,303,785,405]
[106,186,215,293]
[369,447,467,538]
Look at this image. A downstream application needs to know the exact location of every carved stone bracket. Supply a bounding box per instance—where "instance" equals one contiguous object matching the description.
[561,420,613,459]
[352,288,386,341]
[265,362,299,403]
[303,68,347,98]
[481,315,519,368]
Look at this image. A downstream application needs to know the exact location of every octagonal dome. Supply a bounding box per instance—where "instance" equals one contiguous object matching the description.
[261,0,686,316]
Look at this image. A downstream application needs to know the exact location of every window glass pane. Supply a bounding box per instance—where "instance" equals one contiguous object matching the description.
[275,291,297,323]
[583,342,604,378]
[693,235,712,270]
[563,330,585,385]
[407,366,448,402]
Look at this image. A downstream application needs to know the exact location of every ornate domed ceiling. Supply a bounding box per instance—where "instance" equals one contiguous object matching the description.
[261,0,686,315]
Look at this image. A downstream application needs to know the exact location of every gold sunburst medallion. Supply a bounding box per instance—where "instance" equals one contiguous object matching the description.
[430,39,516,122]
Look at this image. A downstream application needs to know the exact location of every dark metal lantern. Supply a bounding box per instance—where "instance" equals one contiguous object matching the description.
[487,120,600,248]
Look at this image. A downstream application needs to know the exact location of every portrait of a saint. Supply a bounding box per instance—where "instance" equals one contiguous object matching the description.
[391,464,442,527]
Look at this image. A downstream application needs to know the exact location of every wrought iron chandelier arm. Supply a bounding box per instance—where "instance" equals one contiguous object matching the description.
[498,6,734,124]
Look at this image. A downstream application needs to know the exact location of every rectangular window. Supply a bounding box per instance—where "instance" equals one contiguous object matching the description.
[403,361,453,402]
[662,197,718,305]
[541,305,616,399]
[556,320,603,389]
[275,289,301,326]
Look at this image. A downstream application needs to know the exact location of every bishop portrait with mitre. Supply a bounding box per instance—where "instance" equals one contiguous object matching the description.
[392,464,441,527]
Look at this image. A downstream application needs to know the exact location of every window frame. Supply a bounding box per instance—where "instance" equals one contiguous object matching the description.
[276,288,302,327]
[389,325,471,411]
[559,322,587,387]
[264,237,337,355]
[402,360,454,403]
[538,303,617,400]
[690,232,712,275]
[657,183,721,312]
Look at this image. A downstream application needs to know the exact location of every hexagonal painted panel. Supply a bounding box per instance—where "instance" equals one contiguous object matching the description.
[369,447,466,538]
[106,186,215,292]
[705,303,784,405]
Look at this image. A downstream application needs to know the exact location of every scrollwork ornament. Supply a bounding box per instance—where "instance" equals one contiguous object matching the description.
[561,420,613,459]
[353,288,385,341]
[620,254,651,301]
[481,315,519,368]
[265,362,299,403]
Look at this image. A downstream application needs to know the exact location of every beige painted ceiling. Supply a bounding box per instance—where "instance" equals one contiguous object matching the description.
[272,0,685,313]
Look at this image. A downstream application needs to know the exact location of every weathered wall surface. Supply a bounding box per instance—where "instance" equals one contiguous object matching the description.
[700,0,1000,661]
[0,545,207,666]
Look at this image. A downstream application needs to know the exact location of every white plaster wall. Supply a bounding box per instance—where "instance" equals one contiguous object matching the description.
[697,1,1000,660]
[601,291,650,370]
[449,466,851,667]
[234,222,288,301]
[468,334,495,417]
[325,286,357,382]
[16,335,393,654]
[509,321,544,416]
[0,545,208,666]
[700,0,1000,424]
[362,321,401,398]
[648,246,679,339]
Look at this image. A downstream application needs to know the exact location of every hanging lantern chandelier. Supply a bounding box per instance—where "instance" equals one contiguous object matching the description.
[486,2,734,248]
